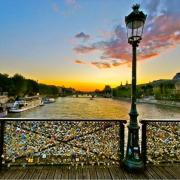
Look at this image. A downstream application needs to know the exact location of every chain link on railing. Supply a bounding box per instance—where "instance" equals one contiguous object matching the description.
[0,119,126,168]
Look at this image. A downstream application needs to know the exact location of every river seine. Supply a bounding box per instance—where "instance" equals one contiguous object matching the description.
[7,97,180,120]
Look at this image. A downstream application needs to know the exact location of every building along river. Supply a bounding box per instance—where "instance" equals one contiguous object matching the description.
[7,97,180,119]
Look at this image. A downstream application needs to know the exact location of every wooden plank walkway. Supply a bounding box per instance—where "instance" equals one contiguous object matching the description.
[0,165,180,179]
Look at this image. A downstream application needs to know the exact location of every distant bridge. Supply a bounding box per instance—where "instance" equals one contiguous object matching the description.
[73,94,96,98]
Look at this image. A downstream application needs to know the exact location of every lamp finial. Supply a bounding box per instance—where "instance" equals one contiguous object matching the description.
[132,4,140,11]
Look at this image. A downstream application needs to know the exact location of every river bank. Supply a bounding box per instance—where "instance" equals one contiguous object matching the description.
[137,99,180,108]
[113,97,180,108]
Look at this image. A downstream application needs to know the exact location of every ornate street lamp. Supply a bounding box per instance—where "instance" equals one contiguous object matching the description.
[123,4,147,171]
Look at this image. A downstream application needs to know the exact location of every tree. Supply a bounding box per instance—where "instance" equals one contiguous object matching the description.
[11,74,27,97]
[26,79,39,96]
[103,85,112,94]
[38,84,59,96]
[0,73,10,92]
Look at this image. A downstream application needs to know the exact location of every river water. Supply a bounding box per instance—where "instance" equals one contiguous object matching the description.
[7,97,180,120]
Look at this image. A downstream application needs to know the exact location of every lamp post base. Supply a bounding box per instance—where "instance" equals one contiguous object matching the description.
[123,159,144,172]
[123,123,144,172]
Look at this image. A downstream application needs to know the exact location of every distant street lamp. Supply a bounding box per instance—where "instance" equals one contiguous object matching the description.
[123,4,147,171]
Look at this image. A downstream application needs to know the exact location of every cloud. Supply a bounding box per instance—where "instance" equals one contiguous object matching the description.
[74,25,132,63]
[91,60,127,69]
[140,14,180,59]
[75,32,90,41]
[111,60,127,67]
[72,1,180,70]
[75,59,129,69]
[74,45,97,54]
[91,62,111,69]
[74,0,180,69]
[74,60,86,64]
[160,0,180,15]
[143,0,161,20]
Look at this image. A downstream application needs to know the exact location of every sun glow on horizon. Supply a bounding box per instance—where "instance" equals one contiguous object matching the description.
[0,0,180,91]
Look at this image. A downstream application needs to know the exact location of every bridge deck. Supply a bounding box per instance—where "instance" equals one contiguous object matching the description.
[0,165,180,179]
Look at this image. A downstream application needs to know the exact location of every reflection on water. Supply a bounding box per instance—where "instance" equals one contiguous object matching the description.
[7,97,180,119]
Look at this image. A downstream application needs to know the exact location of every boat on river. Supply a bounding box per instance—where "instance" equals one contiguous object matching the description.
[9,96,42,113]
[43,97,56,104]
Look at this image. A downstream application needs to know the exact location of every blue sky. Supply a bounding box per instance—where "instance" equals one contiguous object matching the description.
[0,0,180,91]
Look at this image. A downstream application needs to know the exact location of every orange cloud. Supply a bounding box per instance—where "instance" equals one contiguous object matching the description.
[74,1,180,69]
[74,60,86,64]
[75,59,128,69]
[139,52,159,60]
[91,62,111,69]
[112,60,127,67]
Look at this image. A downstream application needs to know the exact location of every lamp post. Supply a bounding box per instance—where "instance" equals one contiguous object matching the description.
[123,4,147,171]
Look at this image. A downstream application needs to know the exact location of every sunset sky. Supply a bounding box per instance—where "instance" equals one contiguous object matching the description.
[0,0,180,91]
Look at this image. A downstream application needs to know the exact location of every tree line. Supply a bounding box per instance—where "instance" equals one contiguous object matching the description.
[0,73,59,97]
[102,81,180,102]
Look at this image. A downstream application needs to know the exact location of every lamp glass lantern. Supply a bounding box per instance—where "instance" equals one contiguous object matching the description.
[125,4,146,44]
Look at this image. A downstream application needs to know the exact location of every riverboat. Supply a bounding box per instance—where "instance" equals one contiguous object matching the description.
[43,97,56,104]
[9,96,42,113]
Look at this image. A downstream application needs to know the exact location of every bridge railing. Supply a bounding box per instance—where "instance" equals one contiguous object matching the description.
[141,119,180,165]
[0,119,126,168]
[1,118,179,168]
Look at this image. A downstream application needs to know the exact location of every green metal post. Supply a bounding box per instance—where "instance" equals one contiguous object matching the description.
[123,41,144,171]
[141,121,147,166]
[0,120,5,170]
[119,122,125,162]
